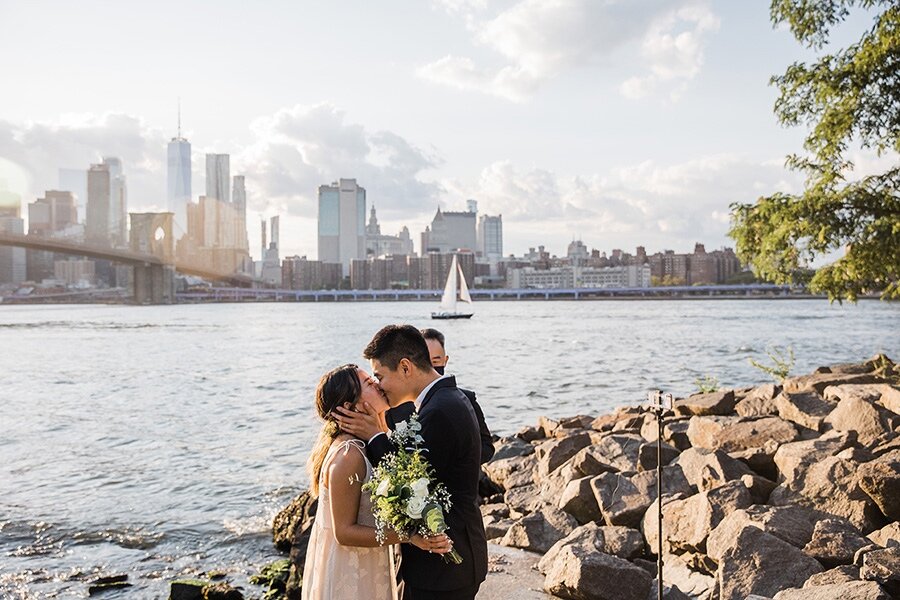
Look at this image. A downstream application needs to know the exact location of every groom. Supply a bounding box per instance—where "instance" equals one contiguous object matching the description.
[335,324,488,600]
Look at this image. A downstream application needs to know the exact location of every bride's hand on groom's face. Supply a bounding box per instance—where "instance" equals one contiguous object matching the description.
[333,402,385,440]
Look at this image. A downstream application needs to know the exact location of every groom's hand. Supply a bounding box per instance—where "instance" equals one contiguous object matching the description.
[333,402,384,441]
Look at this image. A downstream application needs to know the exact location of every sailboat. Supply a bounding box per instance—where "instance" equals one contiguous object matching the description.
[431,254,474,319]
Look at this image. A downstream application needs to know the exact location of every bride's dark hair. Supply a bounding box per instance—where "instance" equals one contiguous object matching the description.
[306,364,362,497]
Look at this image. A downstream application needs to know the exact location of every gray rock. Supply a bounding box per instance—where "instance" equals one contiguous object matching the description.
[687,416,799,453]
[825,396,896,446]
[707,505,839,561]
[860,547,900,596]
[774,391,836,432]
[768,456,885,533]
[517,425,545,442]
[730,441,782,481]
[663,419,693,451]
[484,516,516,540]
[642,480,752,554]
[824,383,900,415]
[773,581,890,600]
[717,526,823,600]
[740,473,778,505]
[858,450,900,520]
[492,436,536,461]
[535,432,593,477]
[734,384,781,417]
[674,447,754,491]
[558,476,602,524]
[272,490,317,553]
[659,554,716,600]
[561,445,621,479]
[591,465,692,527]
[590,432,645,473]
[539,416,562,438]
[783,372,881,395]
[504,484,544,516]
[638,441,681,472]
[646,580,691,600]
[674,390,737,417]
[803,565,860,588]
[802,518,870,568]
[481,503,510,519]
[501,506,578,554]
[543,545,652,600]
[867,522,900,548]
[772,431,856,486]
[538,522,644,573]
[483,454,537,490]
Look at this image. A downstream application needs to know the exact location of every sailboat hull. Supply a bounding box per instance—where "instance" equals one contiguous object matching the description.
[430,312,474,320]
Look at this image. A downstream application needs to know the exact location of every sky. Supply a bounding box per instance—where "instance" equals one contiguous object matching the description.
[0,0,892,260]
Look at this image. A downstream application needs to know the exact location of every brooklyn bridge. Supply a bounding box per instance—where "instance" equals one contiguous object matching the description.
[0,212,255,304]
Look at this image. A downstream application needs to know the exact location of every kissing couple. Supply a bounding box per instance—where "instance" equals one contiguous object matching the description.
[301,324,489,600]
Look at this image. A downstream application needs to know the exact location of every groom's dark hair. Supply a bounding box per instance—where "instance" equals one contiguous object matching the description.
[364,324,433,372]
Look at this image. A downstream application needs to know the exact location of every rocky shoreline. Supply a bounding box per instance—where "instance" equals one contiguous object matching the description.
[270,355,900,600]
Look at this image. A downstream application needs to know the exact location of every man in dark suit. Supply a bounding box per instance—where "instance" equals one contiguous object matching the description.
[386,328,495,464]
[335,324,488,600]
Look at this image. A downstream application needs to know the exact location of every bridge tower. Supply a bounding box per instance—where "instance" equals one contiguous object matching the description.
[129,212,176,304]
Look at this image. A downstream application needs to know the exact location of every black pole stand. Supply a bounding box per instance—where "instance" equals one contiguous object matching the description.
[647,390,673,600]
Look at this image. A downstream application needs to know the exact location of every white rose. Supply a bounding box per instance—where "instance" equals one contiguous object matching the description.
[395,421,408,435]
[406,496,427,519]
[375,478,391,497]
[411,478,430,498]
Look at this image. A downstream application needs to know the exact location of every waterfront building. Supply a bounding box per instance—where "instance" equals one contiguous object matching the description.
[54,258,95,287]
[507,264,651,289]
[85,162,111,246]
[649,244,741,285]
[27,191,79,281]
[205,154,230,247]
[422,250,475,290]
[567,240,590,265]
[318,178,366,275]
[167,122,191,237]
[0,212,26,285]
[281,255,342,290]
[421,205,477,254]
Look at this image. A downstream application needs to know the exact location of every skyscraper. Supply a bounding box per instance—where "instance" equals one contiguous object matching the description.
[0,184,25,284]
[478,214,503,259]
[86,163,111,246]
[204,154,230,247]
[167,112,191,237]
[318,178,366,275]
[103,157,127,246]
[232,175,248,251]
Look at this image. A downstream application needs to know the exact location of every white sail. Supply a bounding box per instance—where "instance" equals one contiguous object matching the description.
[439,255,458,312]
[457,261,473,308]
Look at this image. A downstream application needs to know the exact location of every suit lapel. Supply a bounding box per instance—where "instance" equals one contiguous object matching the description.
[417,375,457,412]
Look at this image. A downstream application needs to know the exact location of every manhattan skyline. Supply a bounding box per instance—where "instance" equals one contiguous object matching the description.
[0,1,893,262]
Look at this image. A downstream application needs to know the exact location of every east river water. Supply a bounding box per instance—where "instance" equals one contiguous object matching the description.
[1,299,899,597]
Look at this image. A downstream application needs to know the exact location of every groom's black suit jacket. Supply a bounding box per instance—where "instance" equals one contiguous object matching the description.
[367,376,488,592]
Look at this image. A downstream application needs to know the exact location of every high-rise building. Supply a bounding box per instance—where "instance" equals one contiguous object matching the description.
[58,168,88,221]
[27,191,79,281]
[318,178,366,275]
[260,215,281,284]
[477,214,503,259]
[85,163,111,246]
[0,215,26,285]
[103,157,127,246]
[232,175,248,251]
[365,206,414,257]
[167,115,191,237]
[205,154,230,247]
[422,207,476,254]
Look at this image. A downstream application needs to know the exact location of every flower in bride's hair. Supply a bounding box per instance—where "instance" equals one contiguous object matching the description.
[411,478,429,498]
[375,477,391,497]
[405,496,426,519]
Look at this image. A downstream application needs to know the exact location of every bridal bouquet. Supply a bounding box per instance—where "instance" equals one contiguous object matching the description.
[363,414,463,564]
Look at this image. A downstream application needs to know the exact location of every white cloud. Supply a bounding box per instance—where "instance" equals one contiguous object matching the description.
[420,0,719,102]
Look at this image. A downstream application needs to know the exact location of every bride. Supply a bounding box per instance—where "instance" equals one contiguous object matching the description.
[302,364,452,600]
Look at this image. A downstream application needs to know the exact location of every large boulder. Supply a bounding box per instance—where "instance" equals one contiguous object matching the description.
[659,554,716,600]
[543,545,653,600]
[860,547,900,596]
[559,476,602,524]
[591,465,692,528]
[735,384,781,417]
[686,416,799,453]
[772,431,856,485]
[561,445,622,479]
[504,484,545,516]
[868,523,900,548]
[772,581,890,600]
[825,396,896,446]
[642,480,753,554]
[768,456,885,533]
[774,391,835,432]
[537,522,645,573]
[803,565,860,587]
[783,372,881,395]
[707,505,840,561]
[637,441,681,472]
[272,490,318,553]
[483,454,537,490]
[591,432,645,472]
[825,383,900,415]
[716,526,824,600]
[535,432,593,477]
[674,390,737,417]
[673,447,754,491]
[491,436,536,461]
[500,506,578,553]
[802,518,871,568]
[858,450,900,520]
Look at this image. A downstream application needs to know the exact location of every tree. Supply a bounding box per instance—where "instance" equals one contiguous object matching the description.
[729,0,900,301]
